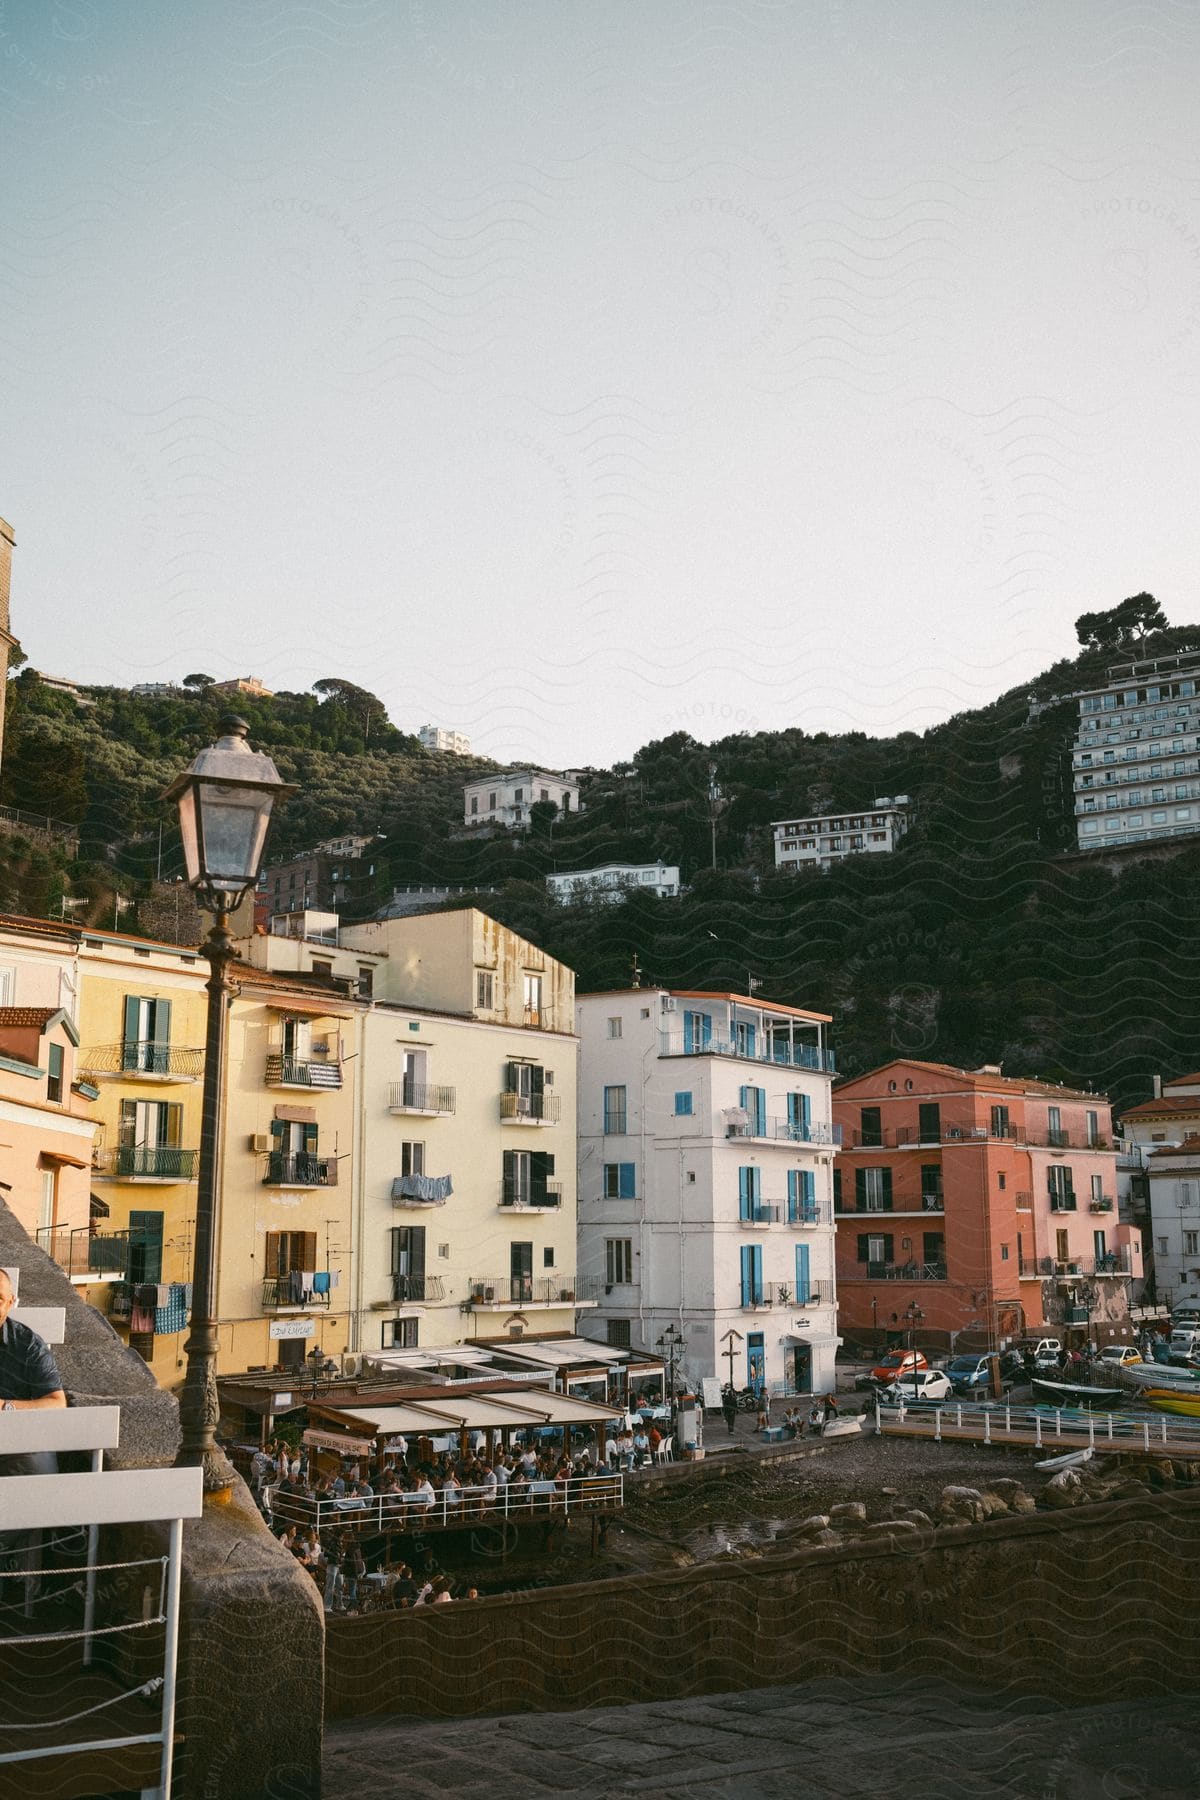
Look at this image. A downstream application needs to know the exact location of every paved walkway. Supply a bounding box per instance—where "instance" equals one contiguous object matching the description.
[324,1679,1199,1798]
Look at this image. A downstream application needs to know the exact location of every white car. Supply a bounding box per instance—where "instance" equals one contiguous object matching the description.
[885,1369,954,1404]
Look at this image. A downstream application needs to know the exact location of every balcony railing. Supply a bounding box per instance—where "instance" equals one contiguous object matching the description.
[96,1146,199,1181]
[840,1261,948,1282]
[265,1054,343,1090]
[269,1473,623,1535]
[263,1152,339,1186]
[500,1180,563,1211]
[774,1277,835,1307]
[1049,1196,1077,1212]
[739,1282,778,1309]
[738,1203,781,1226]
[661,1033,836,1074]
[36,1226,131,1281]
[500,1091,561,1125]
[79,1041,205,1079]
[391,1173,452,1207]
[920,1192,944,1210]
[787,1201,827,1226]
[468,1276,579,1307]
[388,1081,456,1115]
[390,1273,446,1304]
[262,1276,332,1310]
[1088,1195,1115,1212]
[726,1118,841,1146]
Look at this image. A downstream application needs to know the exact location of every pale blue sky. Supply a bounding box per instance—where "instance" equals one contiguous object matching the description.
[3,1,1199,763]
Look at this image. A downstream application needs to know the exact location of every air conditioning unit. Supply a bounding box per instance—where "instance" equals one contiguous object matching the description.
[662,997,678,1013]
[341,1354,362,1377]
[250,1133,272,1153]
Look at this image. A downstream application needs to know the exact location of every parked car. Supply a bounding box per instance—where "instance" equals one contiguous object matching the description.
[885,1369,954,1404]
[945,1351,1022,1395]
[855,1349,929,1392]
[1096,1344,1142,1367]
[1167,1328,1200,1367]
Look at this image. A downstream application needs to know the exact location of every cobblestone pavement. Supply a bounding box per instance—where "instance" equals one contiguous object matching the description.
[323,1679,1200,1798]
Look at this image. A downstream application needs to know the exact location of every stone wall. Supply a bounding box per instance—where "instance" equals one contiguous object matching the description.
[0,1200,324,1800]
[326,1488,1200,1720]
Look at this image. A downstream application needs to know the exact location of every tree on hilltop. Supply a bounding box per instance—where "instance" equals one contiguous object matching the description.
[1075,592,1168,653]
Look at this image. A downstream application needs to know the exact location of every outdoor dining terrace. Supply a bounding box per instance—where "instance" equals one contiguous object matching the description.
[270,1471,624,1537]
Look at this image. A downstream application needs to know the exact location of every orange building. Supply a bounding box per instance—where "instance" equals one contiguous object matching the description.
[833,1060,1140,1352]
[0,1005,97,1248]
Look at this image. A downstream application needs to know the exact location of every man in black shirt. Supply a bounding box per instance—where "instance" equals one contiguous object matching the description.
[0,1267,67,1476]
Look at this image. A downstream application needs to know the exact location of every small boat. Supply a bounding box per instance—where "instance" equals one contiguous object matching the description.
[1119,1362,1200,1388]
[1030,1377,1125,1411]
[1143,1387,1200,1419]
[1034,1447,1094,1472]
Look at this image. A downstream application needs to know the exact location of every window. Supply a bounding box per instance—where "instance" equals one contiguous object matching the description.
[607,1016,622,1039]
[788,1168,816,1223]
[117,1098,184,1175]
[471,797,479,815]
[46,1042,64,1103]
[514,788,524,802]
[1185,1232,1200,1256]
[603,1163,636,1199]
[738,1166,763,1221]
[606,1318,631,1349]
[1047,1165,1075,1211]
[544,1246,555,1267]
[605,1239,633,1285]
[787,1092,812,1141]
[1158,1237,1169,1255]
[856,1231,894,1267]
[523,974,542,1022]
[1091,1172,1103,1202]
[265,1229,317,1278]
[859,1105,882,1148]
[920,1163,942,1204]
[739,1242,764,1305]
[121,995,172,1073]
[400,1141,425,1177]
[674,1091,693,1116]
[739,1085,766,1136]
[991,1104,1010,1138]
[390,1225,427,1298]
[504,1148,555,1206]
[1047,1105,1064,1146]
[918,1102,941,1142]
[1000,1244,1009,1261]
[603,1085,627,1134]
[855,1167,893,1211]
[357,964,373,998]
[488,793,497,810]
[311,959,332,978]
[127,1210,164,1285]
[476,970,494,1009]
[384,1317,419,1349]
[999,1172,1007,1191]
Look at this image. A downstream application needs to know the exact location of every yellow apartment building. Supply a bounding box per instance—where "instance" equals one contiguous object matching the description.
[75,927,209,1381]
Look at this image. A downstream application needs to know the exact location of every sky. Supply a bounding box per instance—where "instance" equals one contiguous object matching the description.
[3,1,1200,767]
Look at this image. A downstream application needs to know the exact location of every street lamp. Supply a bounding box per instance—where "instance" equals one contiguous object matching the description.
[163,716,295,1491]
[656,1323,684,1417]
[903,1300,925,1396]
[307,1346,339,1397]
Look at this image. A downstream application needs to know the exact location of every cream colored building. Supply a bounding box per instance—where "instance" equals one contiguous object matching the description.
[341,909,583,1357]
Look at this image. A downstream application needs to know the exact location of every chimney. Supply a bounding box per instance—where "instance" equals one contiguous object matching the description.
[1152,1074,1163,1099]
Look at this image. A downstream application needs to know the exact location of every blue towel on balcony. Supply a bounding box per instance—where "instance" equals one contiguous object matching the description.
[391,1174,453,1202]
[154,1283,189,1334]
[313,1271,330,1294]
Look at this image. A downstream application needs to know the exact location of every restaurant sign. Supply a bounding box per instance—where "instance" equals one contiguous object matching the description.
[269,1317,315,1340]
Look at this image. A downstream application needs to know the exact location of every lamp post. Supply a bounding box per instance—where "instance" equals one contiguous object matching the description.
[656,1322,683,1418]
[903,1300,925,1399]
[163,716,295,1492]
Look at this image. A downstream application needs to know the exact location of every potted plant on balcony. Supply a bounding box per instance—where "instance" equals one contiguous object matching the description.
[777,1283,792,1306]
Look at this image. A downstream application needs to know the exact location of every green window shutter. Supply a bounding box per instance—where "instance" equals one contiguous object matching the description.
[164,1103,183,1149]
[504,1062,519,1094]
[882,1168,893,1205]
[302,1123,319,1152]
[857,1234,870,1263]
[152,998,171,1047]
[122,995,140,1047]
[854,1168,866,1207]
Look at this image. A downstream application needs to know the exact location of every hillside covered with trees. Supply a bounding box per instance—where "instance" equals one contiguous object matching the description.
[3,599,1199,1112]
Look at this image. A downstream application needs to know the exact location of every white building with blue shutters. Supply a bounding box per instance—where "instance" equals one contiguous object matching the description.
[575,988,841,1400]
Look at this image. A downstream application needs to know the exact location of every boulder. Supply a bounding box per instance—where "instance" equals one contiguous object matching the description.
[1008,1491,1037,1514]
[985,1479,1029,1505]
[937,1485,986,1523]
[829,1501,868,1528]
[978,1492,1010,1519]
[1145,1459,1176,1487]
[1043,1468,1085,1508]
[860,1519,922,1541]
[900,1508,934,1530]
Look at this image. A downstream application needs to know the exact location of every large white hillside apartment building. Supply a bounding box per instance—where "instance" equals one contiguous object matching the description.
[462,769,580,830]
[1072,649,1200,852]
[575,989,841,1399]
[1118,1072,1200,1308]
[772,797,910,873]
[546,861,680,905]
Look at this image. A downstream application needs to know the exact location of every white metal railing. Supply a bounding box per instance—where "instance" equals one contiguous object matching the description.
[0,1417,202,1800]
[269,1472,623,1534]
[874,1393,1200,1451]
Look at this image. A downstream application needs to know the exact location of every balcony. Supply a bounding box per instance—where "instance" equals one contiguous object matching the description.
[262,1276,332,1311]
[391,1273,446,1305]
[840,1261,948,1282]
[738,1283,778,1309]
[79,1041,203,1082]
[499,1180,563,1211]
[391,1174,452,1208]
[726,1118,841,1147]
[1049,1196,1077,1213]
[388,1081,456,1116]
[468,1276,585,1309]
[265,1054,343,1090]
[1015,1191,1033,1209]
[36,1225,131,1284]
[95,1146,199,1182]
[738,1203,781,1228]
[263,1152,339,1187]
[1088,1195,1115,1212]
[787,1202,827,1227]
[522,1005,543,1029]
[919,1192,944,1211]
[660,1032,836,1074]
[775,1277,835,1307]
[500,1091,561,1125]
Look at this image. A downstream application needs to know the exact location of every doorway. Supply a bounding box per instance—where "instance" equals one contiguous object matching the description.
[791,1345,812,1394]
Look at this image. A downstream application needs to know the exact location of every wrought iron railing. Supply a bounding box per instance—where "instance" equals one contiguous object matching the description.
[468,1276,577,1305]
[388,1081,456,1114]
[661,1033,836,1073]
[263,1152,339,1186]
[390,1273,446,1303]
[97,1146,199,1180]
[499,1179,563,1210]
[500,1091,561,1124]
[265,1054,343,1089]
[261,1276,332,1310]
[79,1042,204,1078]
[36,1226,132,1280]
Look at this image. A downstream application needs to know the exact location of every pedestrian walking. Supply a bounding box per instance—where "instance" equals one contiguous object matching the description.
[722,1387,738,1435]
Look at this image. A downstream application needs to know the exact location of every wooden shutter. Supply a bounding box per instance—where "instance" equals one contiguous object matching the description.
[881,1168,893,1206]
[504,1061,519,1094]
[854,1168,866,1208]
[857,1233,871,1263]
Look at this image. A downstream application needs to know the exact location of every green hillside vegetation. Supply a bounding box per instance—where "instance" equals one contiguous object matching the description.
[5,602,1200,1112]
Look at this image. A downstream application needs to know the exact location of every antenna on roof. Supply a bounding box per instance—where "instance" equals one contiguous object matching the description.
[747,973,762,996]
[631,953,642,990]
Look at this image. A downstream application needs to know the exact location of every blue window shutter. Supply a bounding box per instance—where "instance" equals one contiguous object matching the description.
[683,1012,694,1054]
[787,1169,798,1218]
[795,1242,810,1297]
[802,1169,815,1207]
[620,1163,635,1199]
[739,1166,751,1220]
[740,1243,752,1304]
[754,1087,766,1134]
[751,1243,762,1296]
[702,1013,712,1046]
